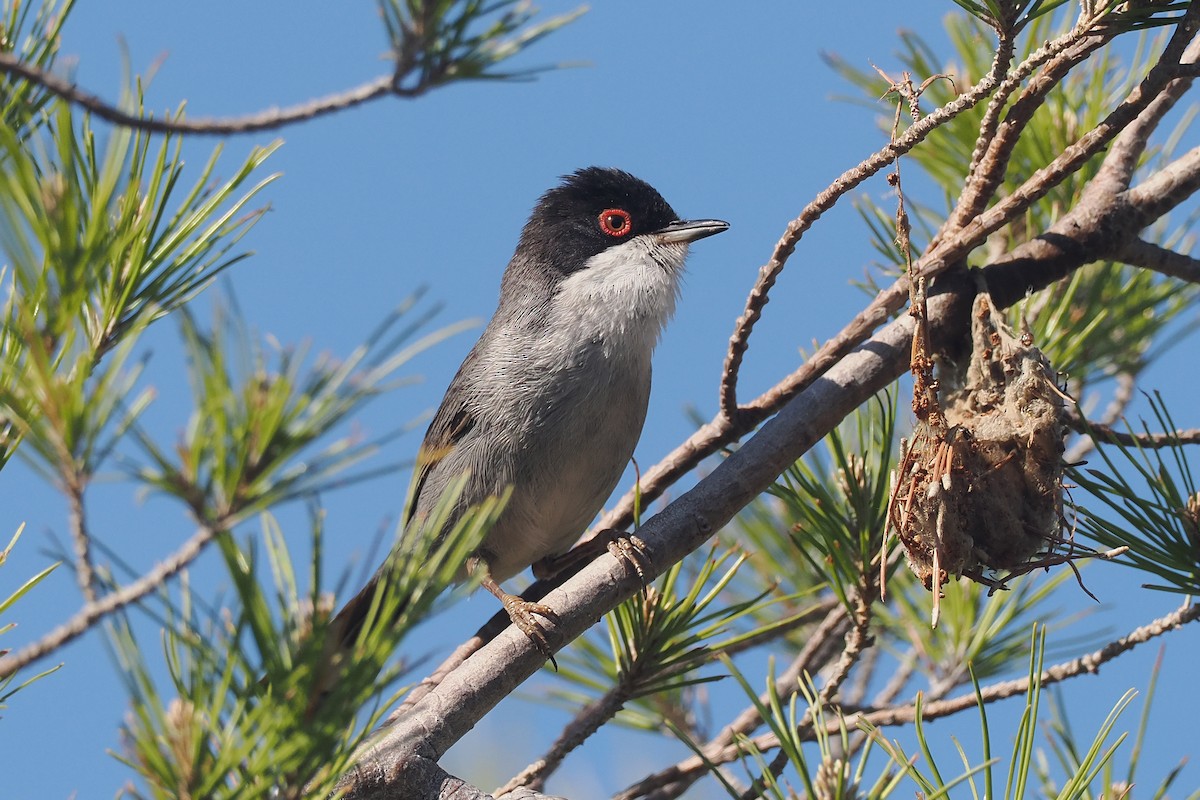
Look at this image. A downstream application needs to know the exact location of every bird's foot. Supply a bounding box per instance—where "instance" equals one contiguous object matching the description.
[602,530,651,588]
[484,577,560,669]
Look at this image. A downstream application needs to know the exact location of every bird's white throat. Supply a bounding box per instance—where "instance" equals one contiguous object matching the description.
[549,236,688,360]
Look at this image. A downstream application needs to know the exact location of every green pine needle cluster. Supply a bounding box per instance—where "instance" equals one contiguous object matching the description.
[0,525,61,708]
[1071,392,1200,595]
[111,485,503,800]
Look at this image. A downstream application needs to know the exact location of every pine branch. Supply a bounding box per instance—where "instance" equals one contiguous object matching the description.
[1125,144,1200,224]
[0,3,584,136]
[65,479,98,604]
[946,12,1111,235]
[0,51,393,134]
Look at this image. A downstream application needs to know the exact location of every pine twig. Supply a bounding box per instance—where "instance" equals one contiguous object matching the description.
[1117,238,1200,283]
[1065,407,1200,448]
[948,19,1110,235]
[0,523,222,680]
[65,479,98,604]
[0,50,395,134]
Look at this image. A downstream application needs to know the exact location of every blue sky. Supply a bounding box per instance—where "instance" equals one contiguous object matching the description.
[2,2,1198,797]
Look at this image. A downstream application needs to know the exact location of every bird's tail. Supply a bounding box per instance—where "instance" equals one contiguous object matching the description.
[331,563,412,651]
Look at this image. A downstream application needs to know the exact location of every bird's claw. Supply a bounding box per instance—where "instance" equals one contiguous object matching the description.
[500,594,560,670]
[604,531,651,588]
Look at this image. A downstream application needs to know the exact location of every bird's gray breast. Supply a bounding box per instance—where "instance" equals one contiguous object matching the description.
[473,328,652,583]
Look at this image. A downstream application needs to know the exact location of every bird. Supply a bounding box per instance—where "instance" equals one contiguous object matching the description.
[332,166,728,660]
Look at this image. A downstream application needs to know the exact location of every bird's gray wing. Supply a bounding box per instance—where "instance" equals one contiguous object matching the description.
[405,381,477,527]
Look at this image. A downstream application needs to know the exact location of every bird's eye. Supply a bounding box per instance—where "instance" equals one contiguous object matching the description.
[598,208,632,237]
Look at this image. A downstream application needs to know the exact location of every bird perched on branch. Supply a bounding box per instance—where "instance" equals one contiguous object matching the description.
[333,167,727,660]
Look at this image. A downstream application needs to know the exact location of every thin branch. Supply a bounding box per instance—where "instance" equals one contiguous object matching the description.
[0,523,220,680]
[1065,407,1200,448]
[736,591,872,800]
[66,479,98,604]
[965,30,1018,177]
[715,39,1016,422]
[838,631,882,709]
[0,50,396,134]
[0,1,588,137]
[623,601,1200,794]
[1064,371,1136,464]
[1117,237,1200,283]
[634,604,851,800]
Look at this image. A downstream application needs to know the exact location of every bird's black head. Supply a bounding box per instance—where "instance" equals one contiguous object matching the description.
[498,167,728,312]
[514,167,682,275]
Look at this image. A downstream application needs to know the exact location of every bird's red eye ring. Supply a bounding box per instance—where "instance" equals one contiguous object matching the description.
[598,208,632,237]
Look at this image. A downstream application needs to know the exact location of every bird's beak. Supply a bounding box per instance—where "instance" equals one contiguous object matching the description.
[654,218,730,244]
